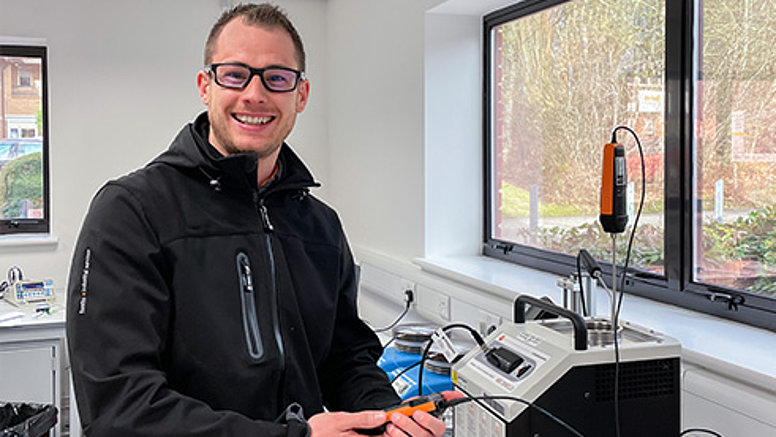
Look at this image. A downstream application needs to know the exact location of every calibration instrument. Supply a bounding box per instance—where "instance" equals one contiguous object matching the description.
[5,278,55,306]
[451,295,681,437]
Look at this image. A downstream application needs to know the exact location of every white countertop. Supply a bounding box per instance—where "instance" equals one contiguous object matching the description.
[0,298,65,329]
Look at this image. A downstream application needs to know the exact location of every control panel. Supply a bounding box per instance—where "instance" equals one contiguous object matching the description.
[7,279,55,306]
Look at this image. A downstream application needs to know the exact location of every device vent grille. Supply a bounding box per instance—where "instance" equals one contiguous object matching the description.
[595,359,676,402]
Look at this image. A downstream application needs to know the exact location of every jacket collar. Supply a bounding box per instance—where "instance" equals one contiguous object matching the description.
[153,112,320,195]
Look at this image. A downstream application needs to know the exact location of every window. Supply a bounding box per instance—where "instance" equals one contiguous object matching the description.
[18,69,32,87]
[694,1,776,298]
[484,1,776,330]
[0,45,49,233]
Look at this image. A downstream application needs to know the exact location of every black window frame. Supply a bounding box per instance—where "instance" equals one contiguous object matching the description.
[0,44,50,235]
[482,0,776,331]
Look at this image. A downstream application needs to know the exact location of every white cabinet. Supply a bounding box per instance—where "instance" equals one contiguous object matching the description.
[0,343,57,404]
[0,307,65,437]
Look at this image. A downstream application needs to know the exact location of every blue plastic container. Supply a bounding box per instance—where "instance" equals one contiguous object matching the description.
[390,337,477,399]
[378,324,438,397]
[378,345,422,379]
[390,361,452,400]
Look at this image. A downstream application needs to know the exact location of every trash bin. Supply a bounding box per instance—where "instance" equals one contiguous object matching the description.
[0,402,57,437]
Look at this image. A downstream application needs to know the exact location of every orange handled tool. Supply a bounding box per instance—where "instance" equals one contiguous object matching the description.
[384,392,446,421]
[600,142,628,234]
[356,393,448,435]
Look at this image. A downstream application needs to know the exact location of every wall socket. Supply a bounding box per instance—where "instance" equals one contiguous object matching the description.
[436,294,450,320]
[478,310,502,336]
[400,279,417,298]
[418,285,450,321]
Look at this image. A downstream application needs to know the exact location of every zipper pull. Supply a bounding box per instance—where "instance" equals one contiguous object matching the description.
[239,259,254,292]
[259,202,274,232]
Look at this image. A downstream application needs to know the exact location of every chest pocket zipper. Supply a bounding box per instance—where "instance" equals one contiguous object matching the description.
[237,252,263,360]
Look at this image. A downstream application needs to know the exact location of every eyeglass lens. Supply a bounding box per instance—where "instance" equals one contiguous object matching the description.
[215,64,299,91]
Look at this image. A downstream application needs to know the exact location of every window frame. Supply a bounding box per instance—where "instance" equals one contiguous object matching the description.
[482,0,776,331]
[0,44,50,235]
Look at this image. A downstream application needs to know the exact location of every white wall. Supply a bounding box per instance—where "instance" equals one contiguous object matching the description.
[325,0,510,262]
[326,0,442,259]
[424,11,482,258]
[0,0,328,290]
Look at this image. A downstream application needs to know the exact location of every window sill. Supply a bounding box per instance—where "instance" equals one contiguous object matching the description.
[414,255,776,393]
[0,234,58,248]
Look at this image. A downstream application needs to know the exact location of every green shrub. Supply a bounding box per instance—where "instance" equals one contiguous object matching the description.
[0,152,43,218]
[513,202,776,295]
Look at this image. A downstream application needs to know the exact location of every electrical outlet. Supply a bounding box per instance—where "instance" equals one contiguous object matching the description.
[400,279,416,296]
[418,286,450,321]
[437,295,450,320]
[478,310,502,336]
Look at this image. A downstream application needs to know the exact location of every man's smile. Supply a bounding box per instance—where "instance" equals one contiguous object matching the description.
[233,113,275,126]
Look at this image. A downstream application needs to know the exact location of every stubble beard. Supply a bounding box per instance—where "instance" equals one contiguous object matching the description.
[209,113,282,159]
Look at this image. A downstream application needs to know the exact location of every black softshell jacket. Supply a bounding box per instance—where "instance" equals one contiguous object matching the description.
[66,113,399,436]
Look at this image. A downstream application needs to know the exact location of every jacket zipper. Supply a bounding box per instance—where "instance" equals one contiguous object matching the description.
[258,198,286,366]
[237,252,263,360]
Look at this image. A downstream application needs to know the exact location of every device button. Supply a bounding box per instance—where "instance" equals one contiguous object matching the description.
[485,347,524,373]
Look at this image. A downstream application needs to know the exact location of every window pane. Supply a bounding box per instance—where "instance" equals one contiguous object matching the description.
[695,1,776,296]
[0,54,44,220]
[490,0,665,271]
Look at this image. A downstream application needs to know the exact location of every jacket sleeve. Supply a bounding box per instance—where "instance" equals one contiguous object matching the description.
[66,184,309,437]
[317,233,401,412]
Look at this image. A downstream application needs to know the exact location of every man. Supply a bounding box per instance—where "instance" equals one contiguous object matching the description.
[67,4,454,436]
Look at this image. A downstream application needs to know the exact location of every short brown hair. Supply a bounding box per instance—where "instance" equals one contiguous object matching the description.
[204,3,306,71]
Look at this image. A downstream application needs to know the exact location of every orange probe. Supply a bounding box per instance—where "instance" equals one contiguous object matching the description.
[384,392,446,421]
[600,141,628,234]
[356,393,449,435]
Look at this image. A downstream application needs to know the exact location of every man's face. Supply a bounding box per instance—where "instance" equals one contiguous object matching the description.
[197,19,309,159]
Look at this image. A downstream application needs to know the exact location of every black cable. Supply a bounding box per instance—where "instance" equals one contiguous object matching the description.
[611,126,644,325]
[575,252,589,316]
[680,428,724,437]
[613,323,622,437]
[390,360,421,383]
[7,266,23,283]
[610,125,646,437]
[444,395,585,437]
[417,323,485,396]
[374,299,410,333]
[416,338,434,397]
[381,336,395,349]
[0,266,23,301]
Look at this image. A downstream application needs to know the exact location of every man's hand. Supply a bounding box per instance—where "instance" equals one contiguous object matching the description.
[384,391,464,437]
[309,410,387,436]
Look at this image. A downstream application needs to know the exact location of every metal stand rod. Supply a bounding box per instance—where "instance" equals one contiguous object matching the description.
[584,274,595,316]
[611,234,618,329]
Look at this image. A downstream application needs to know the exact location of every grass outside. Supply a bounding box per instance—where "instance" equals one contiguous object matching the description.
[500,182,664,217]
[499,182,591,217]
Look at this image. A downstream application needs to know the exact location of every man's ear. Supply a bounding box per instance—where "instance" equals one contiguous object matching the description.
[295,79,310,113]
[197,70,211,106]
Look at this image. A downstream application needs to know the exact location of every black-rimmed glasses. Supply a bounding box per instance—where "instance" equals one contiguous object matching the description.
[206,63,306,92]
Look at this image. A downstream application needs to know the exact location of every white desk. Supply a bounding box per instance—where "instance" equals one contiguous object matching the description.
[0,299,66,437]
